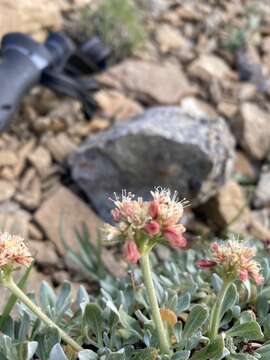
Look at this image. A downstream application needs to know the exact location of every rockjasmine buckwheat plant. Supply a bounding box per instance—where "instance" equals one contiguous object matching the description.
[197,239,263,342]
[104,188,188,355]
[0,232,82,353]
[1,188,270,359]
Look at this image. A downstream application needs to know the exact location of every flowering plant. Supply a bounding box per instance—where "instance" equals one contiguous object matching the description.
[0,189,269,360]
[104,188,188,262]
[197,239,264,343]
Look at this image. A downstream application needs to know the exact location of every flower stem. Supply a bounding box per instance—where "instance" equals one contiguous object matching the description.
[4,277,83,353]
[208,280,232,341]
[140,254,170,355]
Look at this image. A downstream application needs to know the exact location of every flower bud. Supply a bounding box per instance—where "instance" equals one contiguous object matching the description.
[144,220,160,237]
[123,240,140,263]
[149,200,159,219]
[163,226,186,248]
[196,259,217,269]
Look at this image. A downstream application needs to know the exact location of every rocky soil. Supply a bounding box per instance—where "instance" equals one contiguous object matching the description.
[1,0,270,296]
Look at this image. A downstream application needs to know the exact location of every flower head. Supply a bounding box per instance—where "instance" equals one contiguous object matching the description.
[103,188,188,263]
[197,239,263,285]
[0,232,32,270]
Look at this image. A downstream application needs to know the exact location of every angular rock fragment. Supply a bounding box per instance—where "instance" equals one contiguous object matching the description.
[198,180,251,234]
[34,186,125,277]
[254,171,270,208]
[69,107,235,219]
[236,103,270,160]
[100,60,196,104]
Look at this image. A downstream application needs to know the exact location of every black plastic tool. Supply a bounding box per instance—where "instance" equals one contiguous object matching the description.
[0,32,110,131]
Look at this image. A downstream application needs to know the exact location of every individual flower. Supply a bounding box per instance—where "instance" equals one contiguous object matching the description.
[197,239,263,285]
[123,239,140,263]
[0,232,32,269]
[163,224,186,248]
[103,188,188,263]
[144,220,160,237]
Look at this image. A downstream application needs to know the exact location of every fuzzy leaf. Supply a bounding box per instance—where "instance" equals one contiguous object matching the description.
[83,303,103,346]
[171,350,190,360]
[255,343,270,360]
[182,305,208,339]
[78,349,98,360]
[190,334,224,360]
[177,293,191,314]
[27,342,38,360]
[226,321,264,340]
[49,344,68,360]
[256,295,269,319]
[221,283,237,318]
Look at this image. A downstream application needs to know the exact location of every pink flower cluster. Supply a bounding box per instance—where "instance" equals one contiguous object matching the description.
[0,232,33,269]
[197,240,263,285]
[105,188,188,263]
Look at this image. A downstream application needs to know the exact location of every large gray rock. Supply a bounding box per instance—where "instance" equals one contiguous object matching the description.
[69,107,235,219]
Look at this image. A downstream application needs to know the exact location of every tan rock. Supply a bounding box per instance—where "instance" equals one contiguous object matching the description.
[237,103,270,160]
[180,97,217,118]
[28,146,52,178]
[95,90,143,121]
[28,222,44,241]
[233,151,256,181]
[44,133,76,162]
[29,240,59,267]
[188,54,236,81]
[155,24,191,53]
[0,208,30,239]
[249,209,270,241]
[237,83,257,101]
[87,118,111,132]
[106,60,197,104]
[15,175,42,210]
[218,101,238,118]
[0,180,16,202]
[200,180,251,233]
[254,171,270,208]
[0,150,18,167]
[14,139,36,177]
[34,186,125,277]
[0,0,61,39]
[262,36,270,53]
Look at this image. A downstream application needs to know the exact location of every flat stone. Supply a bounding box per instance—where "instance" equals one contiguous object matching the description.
[155,24,191,53]
[0,0,61,39]
[15,175,42,210]
[180,96,217,118]
[69,107,235,219]
[28,240,60,267]
[0,208,30,239]
[28,146,52,178]
[236,103,270,160]
[233,151,257,181]
[199,180,251,233]
[0,150,18,167]
[94,90,143,121]
[103,60,196,104]
[44,133,76,162]
[34,185,125,277]
[249,209,270,241]
[254,171,270,208]
[0,180,16,202]
[217,101,238,118]
[188,54,236,81]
